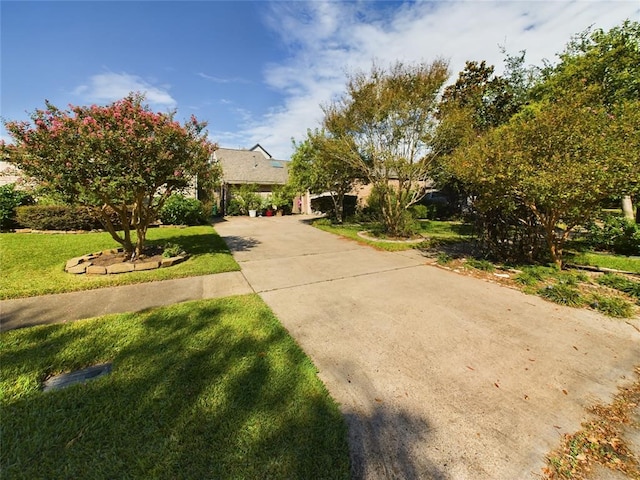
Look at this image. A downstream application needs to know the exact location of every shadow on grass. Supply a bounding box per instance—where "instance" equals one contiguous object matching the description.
[148,231,232,256]
[0,297,350,479]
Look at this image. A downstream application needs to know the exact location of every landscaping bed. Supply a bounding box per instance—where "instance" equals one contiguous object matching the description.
[0,225,239,299]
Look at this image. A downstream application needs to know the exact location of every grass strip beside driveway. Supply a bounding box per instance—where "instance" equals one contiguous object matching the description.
[0,295,350,480]
[0,225,240,299]
[313,219,472,251]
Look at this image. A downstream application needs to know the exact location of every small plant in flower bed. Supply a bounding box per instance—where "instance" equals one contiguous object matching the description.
[589,295,634,318]
[596,273,640,304]
[162,242,186,258]
[514,267,636,317]
[515,266,557,286]
[538,283,586,307]
[464,258,496,272]
[436,252,453,265]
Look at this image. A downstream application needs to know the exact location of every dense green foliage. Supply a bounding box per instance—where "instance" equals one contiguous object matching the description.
[437,20,640,266]
[289,130,362,222]
[447,97,638,266]
[584,215,640,256]
[14,205,118,231]
[227,184,262,216]
[0,296,350,479]
[159,194,207,226]
[268,184,296,214]
[0,183,33,230]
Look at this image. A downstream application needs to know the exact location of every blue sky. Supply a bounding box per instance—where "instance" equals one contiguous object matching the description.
[2,1,638,159]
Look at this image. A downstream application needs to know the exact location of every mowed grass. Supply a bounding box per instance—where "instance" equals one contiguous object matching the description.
[0,296,350,479]
[567,251,640,274]
[0,226,240,299]
[313,219,472,252]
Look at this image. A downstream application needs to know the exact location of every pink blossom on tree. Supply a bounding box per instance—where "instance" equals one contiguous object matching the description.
[2,93,219,257]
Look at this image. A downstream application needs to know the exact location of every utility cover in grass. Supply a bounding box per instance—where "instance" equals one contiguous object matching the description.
[42,363,112,392]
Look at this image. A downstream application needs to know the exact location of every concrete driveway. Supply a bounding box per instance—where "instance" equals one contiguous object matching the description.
[215,215,640,479]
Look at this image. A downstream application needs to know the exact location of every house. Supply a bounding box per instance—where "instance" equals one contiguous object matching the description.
[213,144,292,214]
[0,161,23,187]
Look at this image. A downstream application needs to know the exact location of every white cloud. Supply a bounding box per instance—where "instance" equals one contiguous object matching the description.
[198,72,250,84]
[73,72,176,108]
[242,0,639,159]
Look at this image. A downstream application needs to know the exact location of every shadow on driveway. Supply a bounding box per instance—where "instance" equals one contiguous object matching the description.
[219,235,261,253]
[347,406,445,480]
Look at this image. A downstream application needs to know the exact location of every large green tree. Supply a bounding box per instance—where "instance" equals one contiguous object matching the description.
[432,56,536,210]
[535,19,640,220]
[323,60,450,236]
[448,96,639,266]
[288,129,362,223]
[3,94,217,257]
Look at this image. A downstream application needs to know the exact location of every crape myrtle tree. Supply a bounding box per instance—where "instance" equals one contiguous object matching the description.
[447,95,639,267]
[289,129,362,223]
[322,60,450,236]
[3,93,218,257]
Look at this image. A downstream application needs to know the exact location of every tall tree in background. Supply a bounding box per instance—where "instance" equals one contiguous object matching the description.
[432,55,535,209]
[323,60,449,236]
[3,94,217,257]
[288,129,362,223]
[535,20,640,221]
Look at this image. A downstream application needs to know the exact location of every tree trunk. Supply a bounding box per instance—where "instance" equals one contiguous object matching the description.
[330,193,344,223]
[100,204,134,255]
[622,195,634,221]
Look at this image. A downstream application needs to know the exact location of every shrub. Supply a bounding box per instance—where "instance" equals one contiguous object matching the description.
[436,253,452,265]
[409,204,430,219]
[538,284,585,307]
[0,184,33,230]
[596,274,640,304]
[162,242,186,258]
[270,185,295,214]
[226,198,244,216]
[14,205,105,231]
[584,215,640,256]
[159,194,206,225]
[465,258,496,272]
[313,218,333,226]
[589,295,634,318]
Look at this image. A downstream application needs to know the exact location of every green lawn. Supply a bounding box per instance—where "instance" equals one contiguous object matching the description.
[0,296,350,479]
[0,226,240,299]
[313,219,472,251]
[567,251,640,274]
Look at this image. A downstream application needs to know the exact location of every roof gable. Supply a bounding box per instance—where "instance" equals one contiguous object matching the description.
[249,144,272,159]
[215,147,288,185]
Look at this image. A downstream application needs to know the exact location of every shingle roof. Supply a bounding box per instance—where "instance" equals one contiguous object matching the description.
[215,148,289,185]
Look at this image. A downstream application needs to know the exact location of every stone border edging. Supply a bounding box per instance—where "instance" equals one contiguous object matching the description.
[65,248,188,275]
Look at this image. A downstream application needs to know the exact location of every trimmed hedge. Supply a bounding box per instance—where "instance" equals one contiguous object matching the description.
[14,205,121,231]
